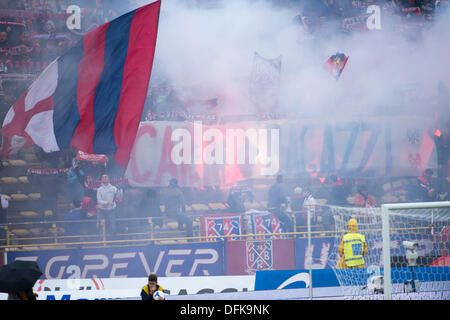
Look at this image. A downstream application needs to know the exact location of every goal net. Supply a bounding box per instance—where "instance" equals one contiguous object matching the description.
[326,201,450,300]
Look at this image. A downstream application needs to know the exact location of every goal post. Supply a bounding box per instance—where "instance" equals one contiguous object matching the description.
[381,201,450,300]
[326,201,450,300]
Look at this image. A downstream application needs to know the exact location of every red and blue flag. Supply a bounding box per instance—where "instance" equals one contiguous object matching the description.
[250,211,283,239]
[0,0,161,167]
[202,214,243,241]
[324,52,349,81]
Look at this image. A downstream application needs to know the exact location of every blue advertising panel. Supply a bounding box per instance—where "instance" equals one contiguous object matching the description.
[295,237,335,269]
[7,242,225,279]
[255,267,450,291]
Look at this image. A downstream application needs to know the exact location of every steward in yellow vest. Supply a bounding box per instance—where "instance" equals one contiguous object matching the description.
[338,218,368,268]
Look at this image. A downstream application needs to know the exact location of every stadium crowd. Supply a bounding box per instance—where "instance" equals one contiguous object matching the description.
[0,0,449,240]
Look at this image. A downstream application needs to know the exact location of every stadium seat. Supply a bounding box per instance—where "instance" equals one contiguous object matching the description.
[164,221,178,229]
[20,211,38,218]
[28,193,40,200]
[11,228,30,236]
[1,177,18,184]
[208,203,227,211]
[382,195,399,203]
[8,159,27,166]
[29,228,43,236]
[244,201,262,209]
[11,193,29,201]
[18,176,29,183]
[190,203,209,211]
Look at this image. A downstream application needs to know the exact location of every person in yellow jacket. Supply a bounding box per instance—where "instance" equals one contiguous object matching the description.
[141,274,164,300]
[338,218,368,268]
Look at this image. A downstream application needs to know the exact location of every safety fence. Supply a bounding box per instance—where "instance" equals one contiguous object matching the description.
[0,214,337,251]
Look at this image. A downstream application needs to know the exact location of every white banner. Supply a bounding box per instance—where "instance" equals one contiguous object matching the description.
[125,118,438,187]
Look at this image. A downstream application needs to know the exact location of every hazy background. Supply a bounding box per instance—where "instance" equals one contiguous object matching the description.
[121,0,450,124]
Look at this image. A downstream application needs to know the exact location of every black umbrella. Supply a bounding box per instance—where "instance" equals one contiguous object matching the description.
[0,260,43,293]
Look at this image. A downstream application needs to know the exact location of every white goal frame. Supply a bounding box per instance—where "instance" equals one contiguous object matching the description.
[381,201,450,300]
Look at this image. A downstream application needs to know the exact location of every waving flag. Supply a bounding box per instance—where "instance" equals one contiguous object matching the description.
[0,0,161,167]
[249,52,282,113]
[324,52,349,81]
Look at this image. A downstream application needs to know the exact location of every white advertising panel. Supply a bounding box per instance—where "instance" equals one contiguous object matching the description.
[0,275,255,300]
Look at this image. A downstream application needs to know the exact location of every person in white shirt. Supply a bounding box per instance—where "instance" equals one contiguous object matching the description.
[97,174,122,238]
[1,192,8,220]
[292,187,317,226]
[302,187,317,224]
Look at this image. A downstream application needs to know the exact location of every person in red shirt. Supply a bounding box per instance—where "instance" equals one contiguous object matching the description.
[354,184,378,208]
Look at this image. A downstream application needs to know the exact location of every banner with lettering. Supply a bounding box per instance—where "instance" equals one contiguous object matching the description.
[6,241,225,278]
[124,117,437,187]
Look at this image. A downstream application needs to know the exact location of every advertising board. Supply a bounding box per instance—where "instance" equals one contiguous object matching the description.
[6,241,225,278]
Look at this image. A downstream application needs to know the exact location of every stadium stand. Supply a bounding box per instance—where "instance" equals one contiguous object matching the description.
[0,0,448,248]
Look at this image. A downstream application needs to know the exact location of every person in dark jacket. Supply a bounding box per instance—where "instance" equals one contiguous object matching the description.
[63,200,84,236]
[141,274,164,300]
[227,186,253,213]
[407,169,437,202]
[163,179,193,238]
[139,188,164,227]
[327,175,349,206]
[267,175,294,233]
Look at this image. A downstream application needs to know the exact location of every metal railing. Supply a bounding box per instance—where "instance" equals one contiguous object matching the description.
[0,214,337,251]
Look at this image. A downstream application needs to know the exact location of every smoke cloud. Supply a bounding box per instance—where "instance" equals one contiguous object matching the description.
[127,0,450,122]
